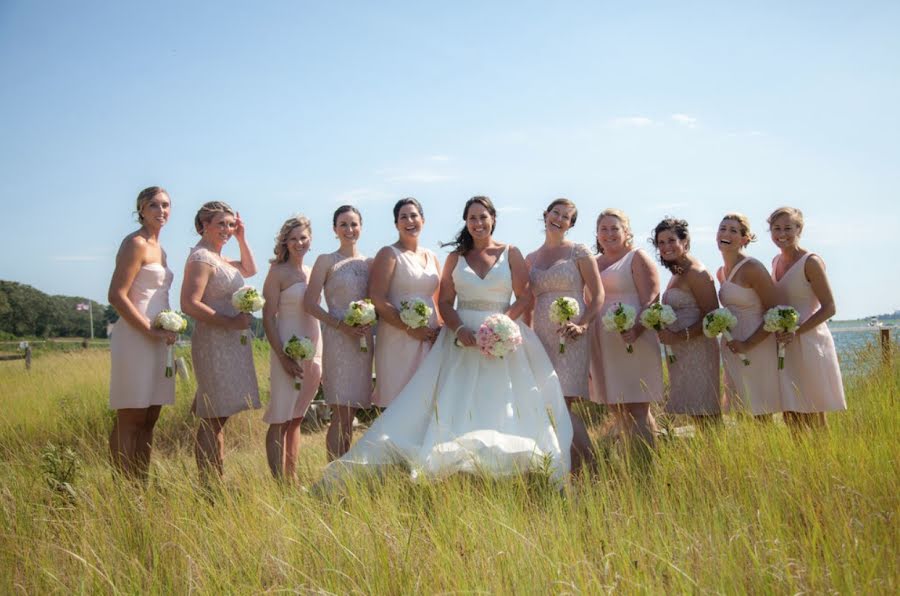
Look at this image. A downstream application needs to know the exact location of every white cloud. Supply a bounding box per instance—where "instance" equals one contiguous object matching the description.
[333,188,393,204]
[51,255,103,262]
[671,113,697,127]
[609,116,654,128]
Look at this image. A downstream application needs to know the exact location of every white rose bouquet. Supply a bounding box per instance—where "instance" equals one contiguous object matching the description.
[549,296,580,354]
[231,286,264,345]
[153,310,187,377]
[703,307,749,365]
[640,303,678,363]
[399,298,433,330]
[476,313,523,359]
[283,334,315,390]
[601,302,637,353]
[344,298,377,352]
[763,305,800,370]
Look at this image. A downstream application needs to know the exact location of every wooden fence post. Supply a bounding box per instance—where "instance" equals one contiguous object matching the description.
[25,345,32,370]
[881,328,892,366]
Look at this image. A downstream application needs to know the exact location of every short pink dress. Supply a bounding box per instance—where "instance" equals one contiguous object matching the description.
[718,258,780,415]
[662,286,721,415]
[321,253,374,408]
[109,263,175,409]
[264,280,323,424]
[530,243,593,399]
[772,253,846,413]
[188,247,261,418]
[589,248,664,404]
[373,246,440,408]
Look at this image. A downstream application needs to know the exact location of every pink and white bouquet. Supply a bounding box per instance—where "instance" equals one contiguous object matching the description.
[153,310,187,377]
[549,296,580,354]
[231,286,264,345]
[703,307,749,365]
[283,334,315,390]
[763,305,800,370]
[476,313,522,359]
[640,303,678,363]
[601,302,637,353]
[344,298,376,352]
[399,298,433,330]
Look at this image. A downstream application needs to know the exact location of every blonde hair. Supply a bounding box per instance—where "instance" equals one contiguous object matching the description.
[135,186,168,223]
[194,201,236,234]
[721,212,757,243]
[767,206,804,231]
[271,215,312,263]
[595,208,634,254]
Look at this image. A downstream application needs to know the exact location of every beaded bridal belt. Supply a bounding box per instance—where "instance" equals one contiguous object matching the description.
[457,299,510,312]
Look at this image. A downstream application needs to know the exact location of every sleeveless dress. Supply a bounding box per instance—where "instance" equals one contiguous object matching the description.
[718,258,780,415]
[772,253,846,413]
[188,247,261,418]
[530,243,593,398]
[263,281,323,424]
[589,249,664,405]
[109,263,175,409]
[320,246,574,486]
[321,253,374,408]
[662,287,721,415]
[372,246,440,408]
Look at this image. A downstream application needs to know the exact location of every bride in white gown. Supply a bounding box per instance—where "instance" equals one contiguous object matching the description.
[320,196,573,486]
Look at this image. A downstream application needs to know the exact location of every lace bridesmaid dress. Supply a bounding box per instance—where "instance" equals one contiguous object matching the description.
[589,249,664,404]
[718,258,780,415]
[373,247,440,408]
[109,263,175,409]
[264,280,323,424]
[772,253,846,412]
[530,243,592,398]
[188,247,261,418]
[662,287,721,415]
[321,253,374,408]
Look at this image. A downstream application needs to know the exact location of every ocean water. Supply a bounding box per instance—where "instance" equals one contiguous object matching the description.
[829,324,897,374]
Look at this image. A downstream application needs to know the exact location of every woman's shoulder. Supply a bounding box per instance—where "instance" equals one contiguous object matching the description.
[572,242,593,260]
[187,246,219,267]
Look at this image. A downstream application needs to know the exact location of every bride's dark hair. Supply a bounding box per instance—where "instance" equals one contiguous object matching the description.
[441,196,497,255]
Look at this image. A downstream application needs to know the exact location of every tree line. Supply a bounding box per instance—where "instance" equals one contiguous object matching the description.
[0,280,117,339]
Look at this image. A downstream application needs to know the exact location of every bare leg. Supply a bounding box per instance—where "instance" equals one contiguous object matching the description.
[326,406,356,461]
[284,418,303,479]
[690,413,722,429]
[196,416,228,485]
[110,408,150,479]
[612,403,657,448]
[565,397,594,474]
[134,406,162,482]
[265,423,287,479]
[784,411,826,431]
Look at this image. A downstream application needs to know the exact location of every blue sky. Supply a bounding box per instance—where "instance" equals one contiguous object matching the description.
[1,1,898,319]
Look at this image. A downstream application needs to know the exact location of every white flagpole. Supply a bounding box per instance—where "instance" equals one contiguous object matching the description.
[88,303,94,340]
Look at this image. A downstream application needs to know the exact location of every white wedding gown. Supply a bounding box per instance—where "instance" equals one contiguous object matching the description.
[320,246,573,486]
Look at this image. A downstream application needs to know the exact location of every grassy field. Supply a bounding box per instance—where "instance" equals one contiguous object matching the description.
[0,345,897,593]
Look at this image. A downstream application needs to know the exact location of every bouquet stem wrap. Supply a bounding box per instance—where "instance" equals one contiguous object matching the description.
[763,305,800,370]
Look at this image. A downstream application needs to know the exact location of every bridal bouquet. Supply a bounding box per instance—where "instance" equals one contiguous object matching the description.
[399,298,433,330]
[283,334,315,390]
[344,299,376,352]
[231,286,264,345]
[640,303,678,363]
[549,296,580,354]
[153,310,187,378]
[476,313,522,359]
[703,307,749,365]
[601,302,637,353]
[763,305,800,369]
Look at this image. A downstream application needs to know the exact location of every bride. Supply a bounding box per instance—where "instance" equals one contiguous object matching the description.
[320,196,573,486]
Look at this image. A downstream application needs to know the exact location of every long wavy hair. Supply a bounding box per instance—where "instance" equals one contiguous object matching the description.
[441,196,497,254]
[270,215,312,264]
[650,217,690,274]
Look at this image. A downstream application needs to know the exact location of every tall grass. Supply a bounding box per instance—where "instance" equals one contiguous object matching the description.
[0,346,897,592]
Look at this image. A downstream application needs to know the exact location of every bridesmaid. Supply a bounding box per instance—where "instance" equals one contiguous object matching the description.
[651,218,722,423]
[526,198,603,472]
[369,198,441,408]
[589,208,664,447]
[181,201,261,483]
[261,215,322,480]
[768,207,846,428]
[715,213,780,417]
[305,205,374,460]
[107,186,177,481]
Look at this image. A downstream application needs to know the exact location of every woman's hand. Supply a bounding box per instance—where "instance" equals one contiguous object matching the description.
[455,326,477,347]
[775,330,796,345]
[656,328,679,346]
[407,325,439,343]
[621,326,643,344]
[227,312,253,330]
[725,338,748,354]
[560,322,586,340]
[233,212,247,243]
[279,355,304,379]
[147,327,178,345]
[338,321,370,338]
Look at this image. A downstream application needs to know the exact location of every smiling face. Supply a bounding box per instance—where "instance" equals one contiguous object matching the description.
[544,203,576,236]
[656,229,688,263]
[465,202,495,241]
[395,203,423,240]
[201,212,236,249]
[334,210,362,245]
[286,225,311,260]
[716,218,748,254]
[139,191,171,230]
[596,215,628,253]
[769,213,801,251]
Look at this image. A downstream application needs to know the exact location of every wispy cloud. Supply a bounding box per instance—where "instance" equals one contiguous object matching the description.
[609,116,654,128]
[51,255,104,262]
[671,113,697,127]
[333,188,393,204]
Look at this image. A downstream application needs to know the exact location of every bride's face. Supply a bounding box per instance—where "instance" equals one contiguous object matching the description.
[466,203,494,241]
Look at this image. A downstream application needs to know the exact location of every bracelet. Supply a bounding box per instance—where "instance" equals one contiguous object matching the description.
[684,328,690,341]
[454,325,467,335]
